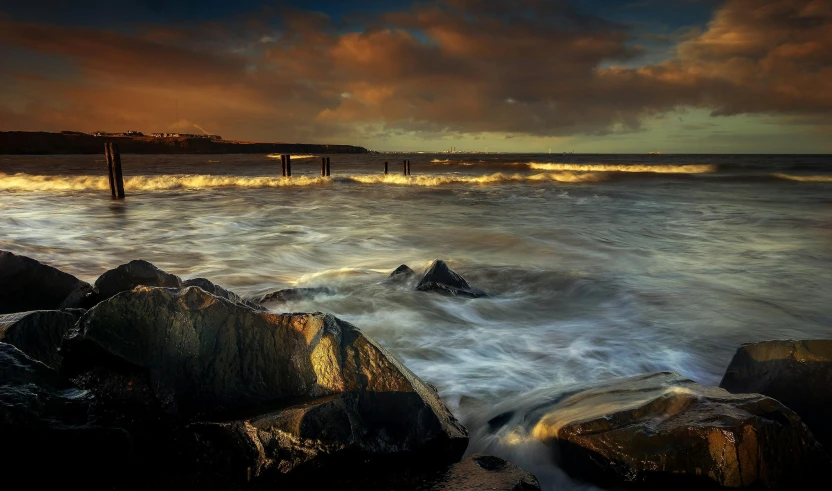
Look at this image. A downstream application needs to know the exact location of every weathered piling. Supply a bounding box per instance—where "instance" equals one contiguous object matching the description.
[403,160,408,176]
[326,157,331,176]
[111,143,125,198]
[407,159,412,176]
[104,143,116,197]
[384,162,388,175]
[280,155,287,177]
[321,157,327,176]
[286,154,292,177]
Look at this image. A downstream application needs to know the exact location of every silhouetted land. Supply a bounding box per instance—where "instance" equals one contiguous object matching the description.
[0,132,368,155]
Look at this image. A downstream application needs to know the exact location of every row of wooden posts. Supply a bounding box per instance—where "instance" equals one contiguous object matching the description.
[103,147,415,198]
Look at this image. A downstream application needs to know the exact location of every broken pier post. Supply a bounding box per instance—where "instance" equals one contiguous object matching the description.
[104,143,116,197]
[286,154,292,177]
[326,157,331,176]
[321,157,326,176]
[384,162,388,175]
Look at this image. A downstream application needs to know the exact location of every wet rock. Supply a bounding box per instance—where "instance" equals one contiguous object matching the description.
[425,454,541,490]
[416,260,486,298]
[388,264,416,280]
[0,309,83,369]
[0,250,92,314]
[487,372,829,489]
[183,277,265,311]
[0,342,133,486]
[720,339,832,450]
[255,286,335,304]
[90,259,183,304]
[64,286,468,481]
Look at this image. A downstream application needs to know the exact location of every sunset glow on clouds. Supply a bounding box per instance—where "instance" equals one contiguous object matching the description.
[1,0,831,152]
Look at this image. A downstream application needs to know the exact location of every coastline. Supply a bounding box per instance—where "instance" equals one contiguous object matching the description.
[0,131,368,155]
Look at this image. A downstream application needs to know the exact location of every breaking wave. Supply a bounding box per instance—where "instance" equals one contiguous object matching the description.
[527,163,717,173]
[266,154,317,160]
[772,173,832,182]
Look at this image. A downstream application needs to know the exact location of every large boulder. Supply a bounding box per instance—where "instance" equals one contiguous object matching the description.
[416,260,486,298]
[63,286,468,482]
[90,259,183,304]
[0,309,83,369]
[388,264,416,281]
[0,250,91,314]
[484,372,829,489]
[720,339,832,450]
[183,277,265,311]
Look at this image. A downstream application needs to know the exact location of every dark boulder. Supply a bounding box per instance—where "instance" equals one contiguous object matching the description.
[485,372,829,489]
[388,264,416,280]
[416,260,486,298]
[255,286,335,305]
[0,342,133,486]
[183,277,265,311]
[720,339,832,450]
[0,309,83,369]
[90,259,183,304]
[63,286,468,482]
[0,250,92,314]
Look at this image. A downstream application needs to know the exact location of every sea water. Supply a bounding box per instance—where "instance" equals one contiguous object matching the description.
[2,153,831,489]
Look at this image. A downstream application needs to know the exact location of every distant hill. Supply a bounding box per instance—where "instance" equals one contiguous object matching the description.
[0,132,368,155]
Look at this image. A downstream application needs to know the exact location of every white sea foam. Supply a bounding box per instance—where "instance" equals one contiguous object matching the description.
[528,163,717,173]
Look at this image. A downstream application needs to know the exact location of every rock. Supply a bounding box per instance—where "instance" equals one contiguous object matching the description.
[183,277,265,311]
[486,372,829,489]
[63,286,468,482]
[0,250,92,314]
[0,342,133,486]
[416,260,486,298]
[388,264,416,280]
[256,286,335,304]
[422,454,541,491]
[0,309,83,369]
[720,339,832,450]
[90,259,183,304]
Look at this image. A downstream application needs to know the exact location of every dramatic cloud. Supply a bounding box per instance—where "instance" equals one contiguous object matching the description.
[0,0,830,146]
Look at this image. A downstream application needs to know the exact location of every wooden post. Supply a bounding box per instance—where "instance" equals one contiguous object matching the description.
[403,160,407,176]
[281,155,287,177]
[286,154,292,177]
[112,143,125,199]
[406,159,411,176]
[384,162,388,175]
[326,157,331,176]
[104,143,116,197]
[321,157,326,176]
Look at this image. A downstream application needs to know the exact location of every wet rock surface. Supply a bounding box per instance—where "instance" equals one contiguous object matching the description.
[0,250,92,314]
[255,286,335,304]
[183,277,266,310]
[90,259,183,304]
[388,264,416,280]
[0,309,83,369]
[60,286,468,483]
[720,339,832,450]
[416,260,487,298]
[486,371,830,489]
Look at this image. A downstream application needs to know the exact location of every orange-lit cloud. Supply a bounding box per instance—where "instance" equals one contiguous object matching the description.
[0,0,830,146]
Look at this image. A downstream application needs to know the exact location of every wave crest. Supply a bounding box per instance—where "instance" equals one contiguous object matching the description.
[773,173,832,182]
[528,163,716,173]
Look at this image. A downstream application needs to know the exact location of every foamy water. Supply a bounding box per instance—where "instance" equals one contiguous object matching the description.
[2,152,831,490]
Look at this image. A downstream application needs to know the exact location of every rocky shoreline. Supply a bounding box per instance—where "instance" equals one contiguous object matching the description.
[1,249,830,489]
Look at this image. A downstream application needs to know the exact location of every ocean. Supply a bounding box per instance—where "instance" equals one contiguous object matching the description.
[1,153,831,489]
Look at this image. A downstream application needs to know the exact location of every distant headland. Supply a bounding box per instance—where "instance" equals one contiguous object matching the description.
[0,131,368,155]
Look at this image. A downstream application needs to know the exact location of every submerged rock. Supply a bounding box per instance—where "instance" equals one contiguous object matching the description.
[720,339,832,450]
[388,264,416,280]
[0,250,92,314]
[90,259,183,304]
[183,277,265,311]
[416,260,486,298]
[255,286,335,304]
[0,309,83,369]
[486,371,829,489]
[63,286,468,481]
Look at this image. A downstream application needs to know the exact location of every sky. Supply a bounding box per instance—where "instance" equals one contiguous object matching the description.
[0,0,831,153]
